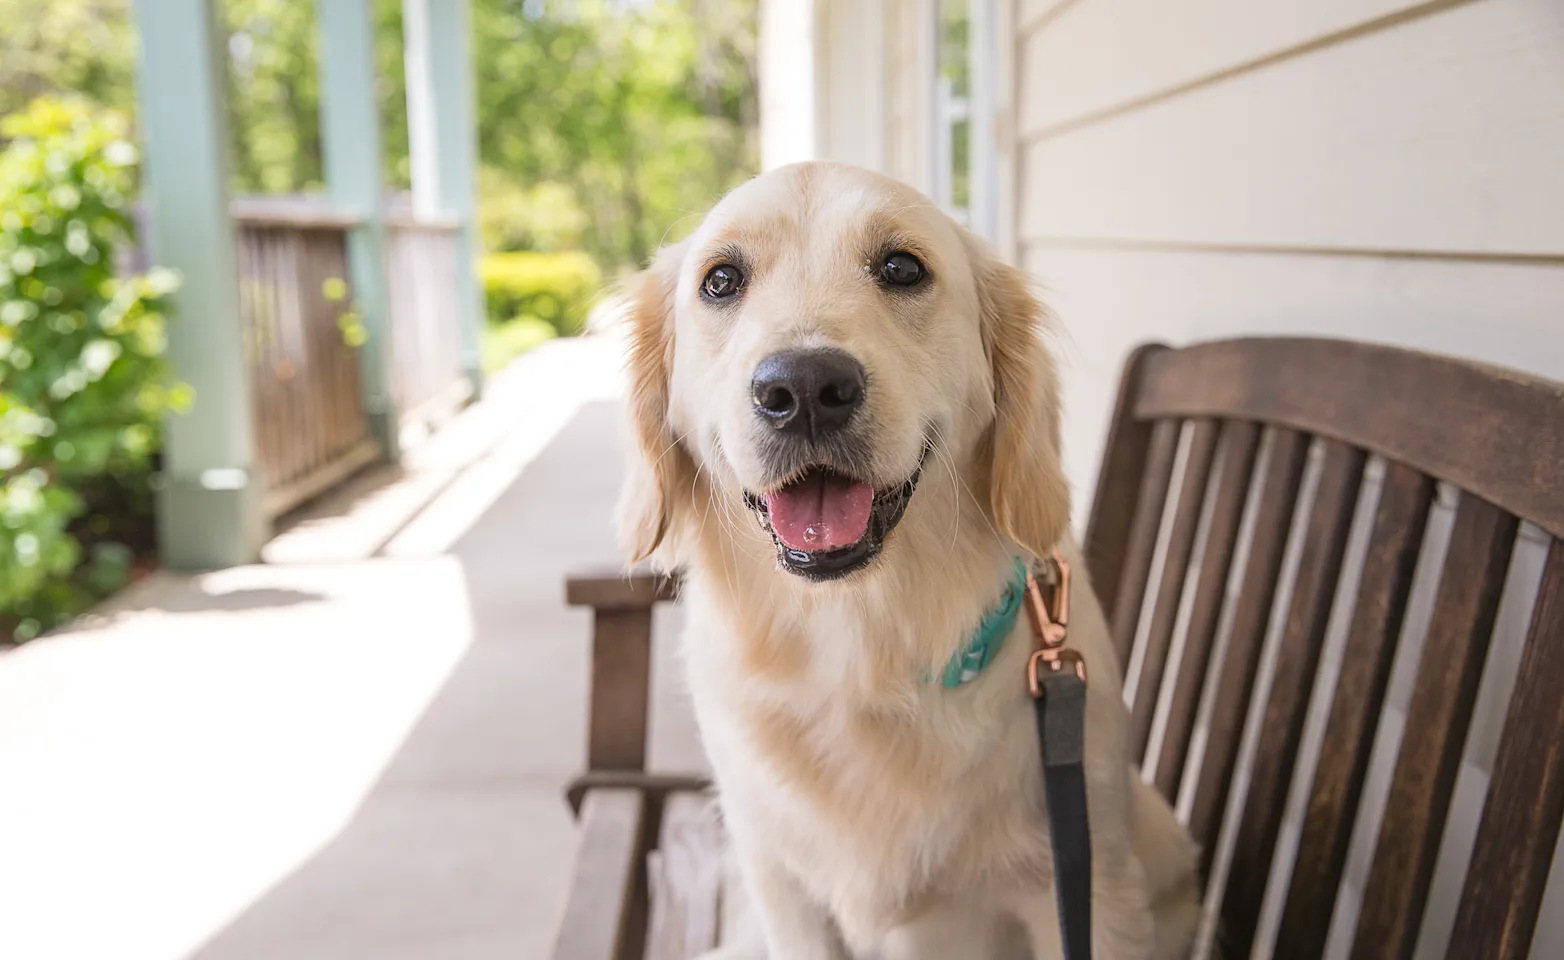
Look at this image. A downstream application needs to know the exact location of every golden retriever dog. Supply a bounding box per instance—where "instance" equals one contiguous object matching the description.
[616,162,1201,959]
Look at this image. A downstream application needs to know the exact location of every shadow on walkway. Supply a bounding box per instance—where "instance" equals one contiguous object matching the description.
[188,400,702,960]
[147,587,329,614]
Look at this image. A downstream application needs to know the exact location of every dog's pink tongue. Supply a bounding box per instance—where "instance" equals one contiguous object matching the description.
[764,473,873,552]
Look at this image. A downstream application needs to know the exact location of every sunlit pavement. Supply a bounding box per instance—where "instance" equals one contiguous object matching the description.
[0,336,705,960]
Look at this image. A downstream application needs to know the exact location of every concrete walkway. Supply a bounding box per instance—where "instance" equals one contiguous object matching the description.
[0,338,704,960]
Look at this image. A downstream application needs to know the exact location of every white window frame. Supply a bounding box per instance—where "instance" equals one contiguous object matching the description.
[927,0,1001,242]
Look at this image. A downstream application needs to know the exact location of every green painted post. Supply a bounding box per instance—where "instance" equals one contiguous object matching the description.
[404,0,484,397]
[133,0,266,569]
[317,0,400,461]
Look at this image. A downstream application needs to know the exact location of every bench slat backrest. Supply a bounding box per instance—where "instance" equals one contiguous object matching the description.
[1084,338,1564,960]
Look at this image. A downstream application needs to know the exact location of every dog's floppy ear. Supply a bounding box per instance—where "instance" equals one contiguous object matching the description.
[975,244,1071,559]
[616,242,695,564]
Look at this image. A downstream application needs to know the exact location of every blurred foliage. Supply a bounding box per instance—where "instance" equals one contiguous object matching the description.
[220,0,414,193]
[480,250,602,336]
[0,99,187,641]
[0,1,137,121]
[222,0,326,193]
[478,170,589,253]
[937,0,970,211]
[472,0,758,267]
[4,0,758,271]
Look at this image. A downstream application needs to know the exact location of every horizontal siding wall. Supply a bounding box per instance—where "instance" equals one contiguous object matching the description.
[1020,0,1564,256]
[1019,0,1453,135]
[1012,0,1564,958]
[1015,0,1564,515]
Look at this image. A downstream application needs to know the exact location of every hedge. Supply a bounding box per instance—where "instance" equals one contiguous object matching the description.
[479,250,602,337]
[1,99,186,642]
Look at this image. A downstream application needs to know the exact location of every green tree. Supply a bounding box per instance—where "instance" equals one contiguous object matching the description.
[221,0,326,193]
[471,0,757,267]
[0,0,137,123]
[2,0,760,267]
[220,0,414,194]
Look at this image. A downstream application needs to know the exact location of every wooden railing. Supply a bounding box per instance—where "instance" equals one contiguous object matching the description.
[131,195,470,517]
[232,198,378,517]
[385,210,468,437]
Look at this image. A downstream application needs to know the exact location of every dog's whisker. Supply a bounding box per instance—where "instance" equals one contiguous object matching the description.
[925,425,970,583]
[655,210,709,250]
[932,431,963,555]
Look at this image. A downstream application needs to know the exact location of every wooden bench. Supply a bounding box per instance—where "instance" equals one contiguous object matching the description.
[552,337,1564,960]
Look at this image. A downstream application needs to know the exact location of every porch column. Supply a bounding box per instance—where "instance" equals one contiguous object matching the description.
[403,0,484,397]
[758,0,820,170]
[133,0,267,568]
[317,0,400,461]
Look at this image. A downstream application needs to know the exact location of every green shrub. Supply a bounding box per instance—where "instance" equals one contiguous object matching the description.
[481,317,556,374]
[479,250,602,336]
[0,98,187,642]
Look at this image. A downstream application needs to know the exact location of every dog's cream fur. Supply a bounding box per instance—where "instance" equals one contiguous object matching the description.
[617,162,1201,959]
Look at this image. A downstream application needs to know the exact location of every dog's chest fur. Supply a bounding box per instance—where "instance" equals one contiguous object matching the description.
[681,568,1054,936]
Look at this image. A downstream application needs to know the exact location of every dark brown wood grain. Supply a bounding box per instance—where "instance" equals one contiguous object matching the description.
[551,788,652,960]
[235,220,372,514]
[1273,463,1436,960]
[589,608,655,772]
[567,568,681,610]
[1350,494,1519,960]
[1152,421,1262,800]
[1222,441,1367,955]
[565,773,713,818]
[1447,540,1564,960]
[1130,419,1221,764]
[1188,428,1311,868]
[1084,343,1171,619]
[1110,419,1182,670]
[1133,338,1564,539]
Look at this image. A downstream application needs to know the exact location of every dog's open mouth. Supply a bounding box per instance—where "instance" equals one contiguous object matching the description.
[742,451,926,581]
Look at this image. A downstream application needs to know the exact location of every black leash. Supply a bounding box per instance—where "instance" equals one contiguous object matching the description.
[1025,552,1093,960]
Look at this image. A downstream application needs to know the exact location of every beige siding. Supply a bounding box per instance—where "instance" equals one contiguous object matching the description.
[1012,0,1564,957]
[1019,0,1435,133]
[1020,0,1564,255]
[1016,0,1073,33]
[1014,0,1564,509]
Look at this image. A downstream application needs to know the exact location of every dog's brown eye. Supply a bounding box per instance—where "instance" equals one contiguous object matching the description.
[702,264,744,300]
[879,252,925,287]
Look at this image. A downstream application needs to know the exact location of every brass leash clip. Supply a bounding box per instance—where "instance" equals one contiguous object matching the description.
[1026,549,1087,697]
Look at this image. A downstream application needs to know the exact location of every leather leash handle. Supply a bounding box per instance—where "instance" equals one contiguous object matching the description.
[1026,550,1092,960]
[1037,669,1092,960]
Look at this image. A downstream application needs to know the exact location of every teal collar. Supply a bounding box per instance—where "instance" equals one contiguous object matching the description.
[934,557,1029,688]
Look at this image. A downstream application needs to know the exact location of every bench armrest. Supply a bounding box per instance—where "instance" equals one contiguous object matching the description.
[550,788,651,960]
[566,566,680,610]
[565,565,682,772]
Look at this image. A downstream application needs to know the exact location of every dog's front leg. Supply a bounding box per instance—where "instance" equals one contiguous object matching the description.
[1010,850,1156,960]
[882,901,1031,960]
[704,842,850,960]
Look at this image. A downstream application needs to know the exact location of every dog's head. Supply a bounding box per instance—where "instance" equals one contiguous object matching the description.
[618,162,1068,582]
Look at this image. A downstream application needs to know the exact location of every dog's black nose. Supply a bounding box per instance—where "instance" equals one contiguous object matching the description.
[751,348,866,438]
